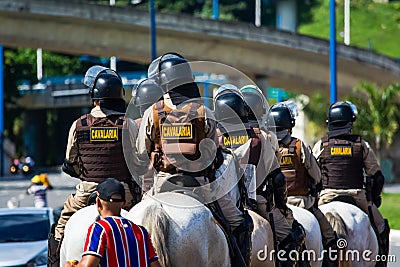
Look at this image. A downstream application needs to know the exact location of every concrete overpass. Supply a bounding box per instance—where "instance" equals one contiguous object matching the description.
[0,0,399,96]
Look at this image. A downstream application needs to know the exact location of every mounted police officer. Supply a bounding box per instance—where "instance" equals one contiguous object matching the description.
[268,101,338,267]
[132,78,164,125]
[48,66,145,267]
[131,78,164,192]
[240,85,280,158]
[312,101,390,265]
[136,53,248,265]
[214,87,306,267]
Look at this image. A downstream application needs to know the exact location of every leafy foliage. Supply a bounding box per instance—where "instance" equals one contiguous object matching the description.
[3,48,84,155]
[346,82,400,158]
[298,0,400,58]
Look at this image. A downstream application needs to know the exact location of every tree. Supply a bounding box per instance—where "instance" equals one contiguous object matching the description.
[347,82,400,161]
[4,48,84,156]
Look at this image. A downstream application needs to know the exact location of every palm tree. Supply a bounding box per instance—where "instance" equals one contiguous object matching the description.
[347,82,400,161]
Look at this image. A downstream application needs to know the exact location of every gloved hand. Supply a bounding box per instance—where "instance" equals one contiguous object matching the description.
[372,195,382,208]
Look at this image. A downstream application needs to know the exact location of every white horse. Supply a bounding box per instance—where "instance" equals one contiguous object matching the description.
[59,194,320,267]
[127,192,276,267]
[288,204,323,267]
[319,201,379,267]
[59,205,129,265]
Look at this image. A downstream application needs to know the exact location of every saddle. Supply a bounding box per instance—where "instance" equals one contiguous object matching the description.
[158,173,205,203]
[158,173,253,267]
[330,194,357,206]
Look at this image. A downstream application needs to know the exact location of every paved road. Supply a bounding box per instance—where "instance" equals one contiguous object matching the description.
[0,171,79,210]
[0,171,399,265]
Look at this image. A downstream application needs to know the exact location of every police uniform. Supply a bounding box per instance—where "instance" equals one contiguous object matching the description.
[55,106,143,241]
[227,127,294,242]
[137,94,244,230]
[313,135,386,233]
[280,137,336,247]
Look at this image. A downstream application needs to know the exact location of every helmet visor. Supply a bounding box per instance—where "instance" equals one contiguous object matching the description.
[346,101,358,118]
[271,100,299,120]
[214,84,241,100]
[147,53,185,79]
[83,65,119,90]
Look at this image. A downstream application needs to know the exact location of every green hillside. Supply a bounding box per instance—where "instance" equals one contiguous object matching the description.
[298,0,400,59]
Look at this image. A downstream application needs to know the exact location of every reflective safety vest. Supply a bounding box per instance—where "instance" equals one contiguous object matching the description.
[152,100,206,174]
[319,134,364,189]
[279,138,310,196]
[75,114,131,183]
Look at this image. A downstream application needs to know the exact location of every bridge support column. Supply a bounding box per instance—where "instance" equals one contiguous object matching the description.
[23,109,46,167]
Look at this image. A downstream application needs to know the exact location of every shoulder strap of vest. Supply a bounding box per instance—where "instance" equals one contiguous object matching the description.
[249,127,262,166]
[77,114,89,127]
[295,138,302,160]
[115,115,125,126]
[152,100,165,147]
[288,137,297,154]
[321,134,329,148]
[195,104,206,141]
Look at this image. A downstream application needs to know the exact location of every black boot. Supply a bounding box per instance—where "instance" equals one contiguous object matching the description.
[48,224,60,267]
[376,219,390,267]
[232,213,254,267]
[322,238,339,267]
[278,234,300,267]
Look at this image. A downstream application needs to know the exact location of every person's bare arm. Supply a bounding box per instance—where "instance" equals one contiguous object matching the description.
[150,260,162,267]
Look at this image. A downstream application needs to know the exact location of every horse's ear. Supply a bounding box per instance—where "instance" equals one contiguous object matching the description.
[87,191,98,206]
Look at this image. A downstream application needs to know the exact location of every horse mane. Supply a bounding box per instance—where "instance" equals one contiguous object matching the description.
[325,211,348,238]
[141,203,171,267]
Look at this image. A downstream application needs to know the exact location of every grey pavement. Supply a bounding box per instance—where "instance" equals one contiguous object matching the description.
[0,170,80,210]
[384,183,400,194]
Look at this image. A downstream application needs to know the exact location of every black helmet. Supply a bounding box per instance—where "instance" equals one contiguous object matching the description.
[84,66,124,100]
[214,90,248,124]
[240,85,267,122]
[327,101,357,126]
[147,52,194,92]
[268,101,298,130]
[133,79,164,117]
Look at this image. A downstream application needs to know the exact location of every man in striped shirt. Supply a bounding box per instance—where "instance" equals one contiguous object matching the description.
[64,178,161,267]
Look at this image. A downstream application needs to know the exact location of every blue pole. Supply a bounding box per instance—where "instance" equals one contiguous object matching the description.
[150,0,157,60]
[0,45,4,176]
[277,88,283,102]
[213,0,219,20]
[329,0,337,104]
[203,83,210,108]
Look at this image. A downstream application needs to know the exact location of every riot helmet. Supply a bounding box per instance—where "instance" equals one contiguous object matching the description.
[148,52,200,105]
[148,52,194,92]
[327,101,357,126]
[132,78,164,117]
[84,65,124,100]
[268,101,298,130]
[214,85,248,125]
[240,85,267,122]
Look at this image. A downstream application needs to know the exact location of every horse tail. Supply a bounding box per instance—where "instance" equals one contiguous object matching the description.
[325,211,347,238]
[141,203,171,267]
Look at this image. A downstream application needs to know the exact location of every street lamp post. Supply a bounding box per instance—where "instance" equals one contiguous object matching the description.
[213,0,219,20]
[0,45,4,176]
[255,0,261,27]
[109,0,117,70]
[150,0,157,60]
[344,0,350,45]
[329,0,337,104]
